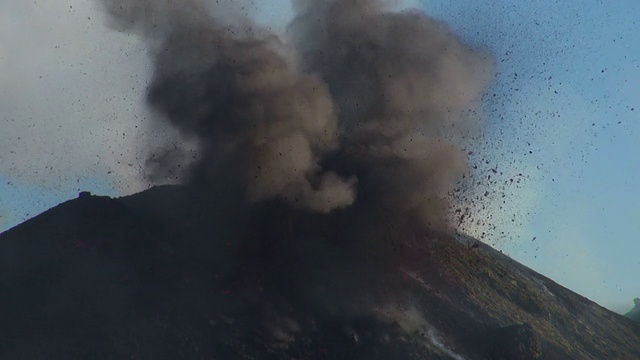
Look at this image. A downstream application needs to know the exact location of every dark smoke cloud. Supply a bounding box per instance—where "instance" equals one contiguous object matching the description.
[98,0,492,335]
[290,0,493,230]
[100,0,491,222]
[103,0,358,212]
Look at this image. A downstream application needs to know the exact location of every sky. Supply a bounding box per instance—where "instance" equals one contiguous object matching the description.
[0,0,638,313]
[421,0,640,313]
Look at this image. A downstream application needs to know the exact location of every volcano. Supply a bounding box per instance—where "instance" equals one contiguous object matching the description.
[1,186,638,359]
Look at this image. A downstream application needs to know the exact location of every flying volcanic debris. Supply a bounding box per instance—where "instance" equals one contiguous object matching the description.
[98,0,493,335]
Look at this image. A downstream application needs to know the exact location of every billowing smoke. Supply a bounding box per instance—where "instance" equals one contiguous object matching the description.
[98,0,492,337]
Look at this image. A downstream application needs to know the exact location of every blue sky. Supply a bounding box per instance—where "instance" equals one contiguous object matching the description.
[1,0,638,313]
[423,0,640,312]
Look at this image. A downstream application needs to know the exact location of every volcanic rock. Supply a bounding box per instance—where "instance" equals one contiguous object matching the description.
[0,186,638,359]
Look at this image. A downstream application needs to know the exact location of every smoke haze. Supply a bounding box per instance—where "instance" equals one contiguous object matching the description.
[98,0,493,334]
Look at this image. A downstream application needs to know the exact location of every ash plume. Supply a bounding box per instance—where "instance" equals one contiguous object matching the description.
[98,0,492,335]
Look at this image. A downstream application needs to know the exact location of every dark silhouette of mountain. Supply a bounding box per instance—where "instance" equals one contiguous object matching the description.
[1,186,639,359]
[626,299,640,323]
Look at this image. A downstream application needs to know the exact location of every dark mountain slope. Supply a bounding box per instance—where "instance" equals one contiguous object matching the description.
[1,186,638,359]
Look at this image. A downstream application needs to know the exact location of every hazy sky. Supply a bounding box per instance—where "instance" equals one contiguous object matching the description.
[1,0,638,313]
